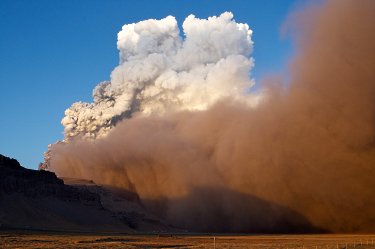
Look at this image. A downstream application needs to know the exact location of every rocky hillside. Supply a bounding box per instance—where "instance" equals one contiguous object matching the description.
[0,154,171,233]
[0,154,99,203]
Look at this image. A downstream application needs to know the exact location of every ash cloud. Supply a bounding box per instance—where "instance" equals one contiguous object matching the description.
[62,12,258,139]
[48,0,375,232]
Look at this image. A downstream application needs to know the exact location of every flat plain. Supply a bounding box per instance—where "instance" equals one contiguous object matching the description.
[1,232,375,249]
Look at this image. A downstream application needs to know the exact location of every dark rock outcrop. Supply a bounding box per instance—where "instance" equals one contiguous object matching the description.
[0,154,170,232]
[0,154,100,205]
[0,154,123,231]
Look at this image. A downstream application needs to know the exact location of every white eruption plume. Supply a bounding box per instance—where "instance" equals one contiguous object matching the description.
[61,12,257,139]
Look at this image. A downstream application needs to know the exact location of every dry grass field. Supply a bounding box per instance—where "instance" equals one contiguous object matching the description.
[1,233,375,249]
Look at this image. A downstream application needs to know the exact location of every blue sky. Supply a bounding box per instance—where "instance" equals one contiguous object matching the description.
[0,0,305,169]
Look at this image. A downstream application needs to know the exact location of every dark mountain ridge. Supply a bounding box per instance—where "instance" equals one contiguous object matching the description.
[0,154,99,203]
[0,154,170,233]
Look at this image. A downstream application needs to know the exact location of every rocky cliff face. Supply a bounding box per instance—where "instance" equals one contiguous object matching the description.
[0,154,100,205]
[0,154,170,232]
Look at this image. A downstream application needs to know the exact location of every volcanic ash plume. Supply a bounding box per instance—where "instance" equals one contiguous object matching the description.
[48,1,375,233]
[61,12,257,139]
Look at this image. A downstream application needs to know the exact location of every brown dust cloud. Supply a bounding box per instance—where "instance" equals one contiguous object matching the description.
[48,0,375,233]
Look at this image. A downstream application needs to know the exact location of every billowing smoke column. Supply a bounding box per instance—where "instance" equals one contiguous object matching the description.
[48,0,375,233]
[62,12,257,139]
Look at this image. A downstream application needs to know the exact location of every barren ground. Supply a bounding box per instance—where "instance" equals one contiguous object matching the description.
[1,232,375,249]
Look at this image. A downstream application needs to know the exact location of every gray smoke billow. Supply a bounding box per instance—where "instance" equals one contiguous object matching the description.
[47,1,375,232]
